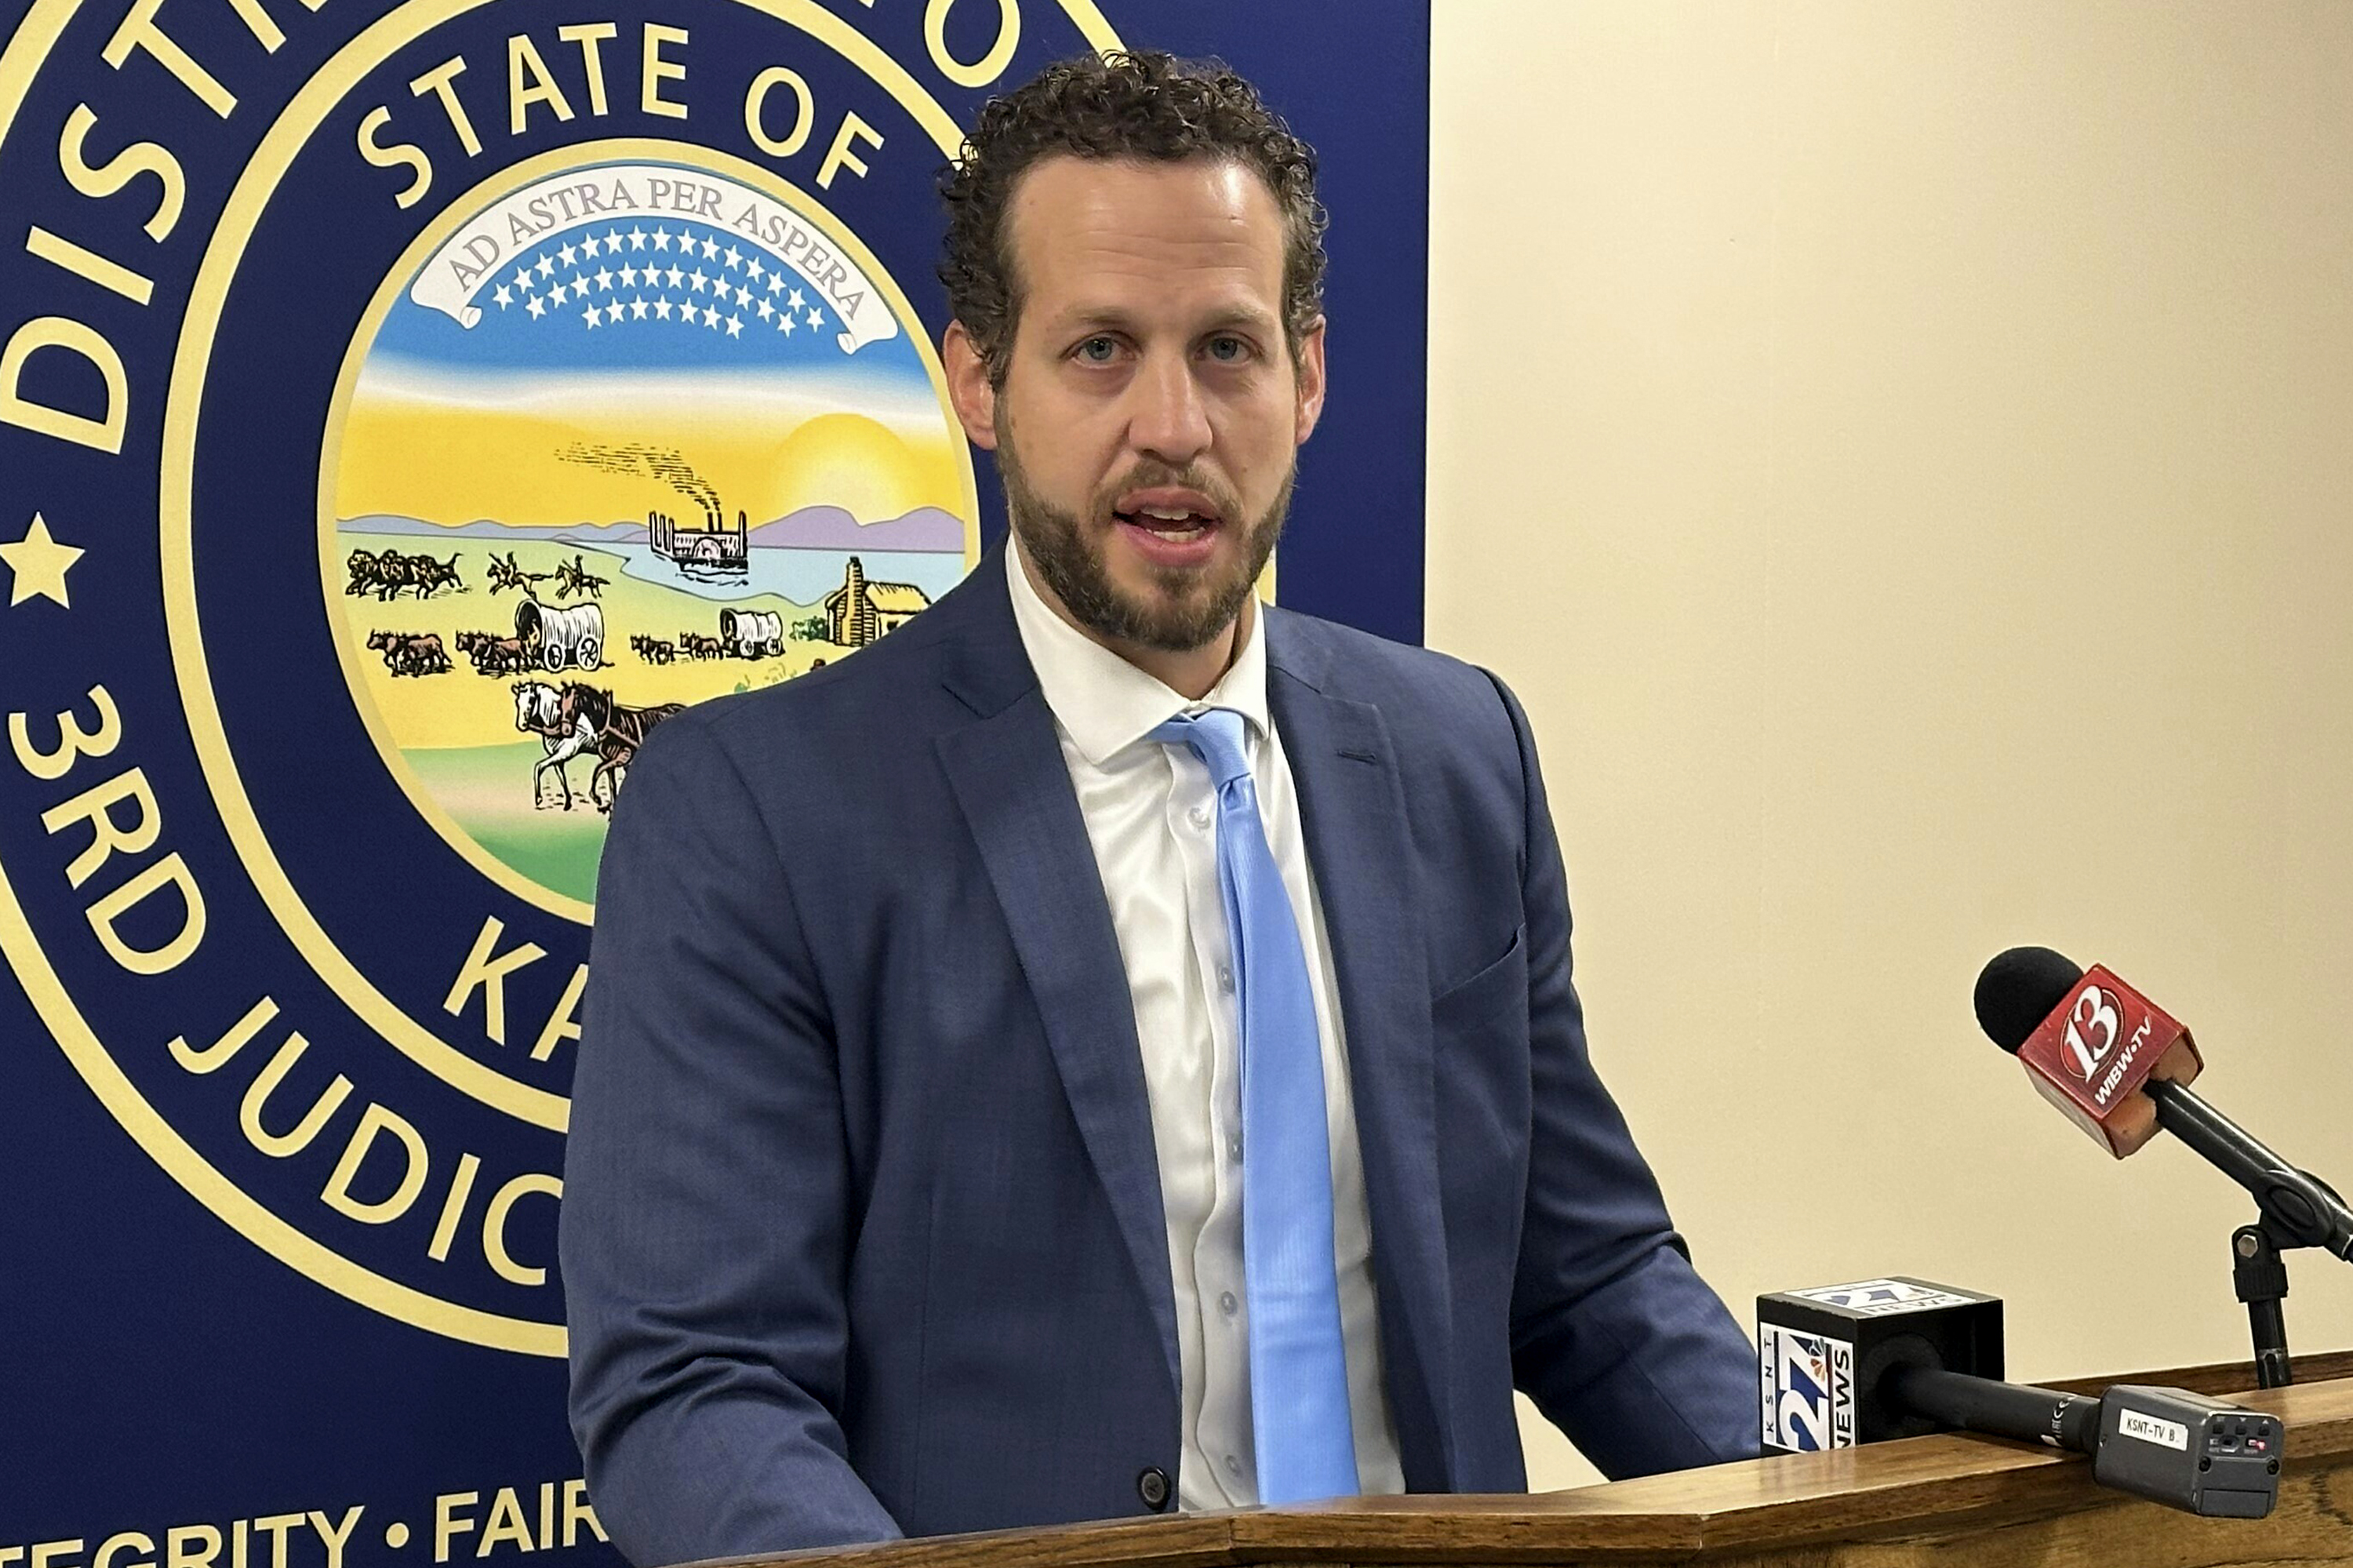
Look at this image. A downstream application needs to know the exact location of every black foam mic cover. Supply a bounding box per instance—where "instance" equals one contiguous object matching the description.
[1973,945,2083,1055]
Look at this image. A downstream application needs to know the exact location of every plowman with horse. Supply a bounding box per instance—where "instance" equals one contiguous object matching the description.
[513,681,683,813]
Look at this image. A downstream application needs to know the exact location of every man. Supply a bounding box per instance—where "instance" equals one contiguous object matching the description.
[561,51,1755,1567]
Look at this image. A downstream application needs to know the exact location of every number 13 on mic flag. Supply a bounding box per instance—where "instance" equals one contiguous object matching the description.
[2017,966,2203,1157]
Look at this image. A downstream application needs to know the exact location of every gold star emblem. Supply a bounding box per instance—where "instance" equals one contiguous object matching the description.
[0,512,85,609]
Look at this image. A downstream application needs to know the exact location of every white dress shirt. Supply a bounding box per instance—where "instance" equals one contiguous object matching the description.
[1004,540,1405,1509]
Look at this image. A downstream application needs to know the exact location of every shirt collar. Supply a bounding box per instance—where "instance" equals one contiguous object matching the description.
[1005,533,1270,769]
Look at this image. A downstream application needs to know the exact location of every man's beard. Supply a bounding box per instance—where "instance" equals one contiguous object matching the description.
[997,424,1292,655]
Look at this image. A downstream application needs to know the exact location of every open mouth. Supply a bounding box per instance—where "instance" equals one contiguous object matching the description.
[1112,504,1220,543]
[1111,486,1227,555]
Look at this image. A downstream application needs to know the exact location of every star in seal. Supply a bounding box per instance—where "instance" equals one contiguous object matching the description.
[0,512,84,608]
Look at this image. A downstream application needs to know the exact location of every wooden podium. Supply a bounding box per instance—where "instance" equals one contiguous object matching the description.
[729,1352,2352,1568]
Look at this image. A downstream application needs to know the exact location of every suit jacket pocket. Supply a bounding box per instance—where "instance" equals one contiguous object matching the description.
[1430,922,1529,1032]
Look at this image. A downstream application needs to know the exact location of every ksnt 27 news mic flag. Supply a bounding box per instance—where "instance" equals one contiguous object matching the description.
[0,2,1429,1558]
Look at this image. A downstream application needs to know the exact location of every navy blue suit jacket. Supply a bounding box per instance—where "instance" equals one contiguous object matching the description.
[560,551,1755,1566]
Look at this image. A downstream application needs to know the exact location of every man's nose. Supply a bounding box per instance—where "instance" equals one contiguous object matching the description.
[1126,350,1213,467]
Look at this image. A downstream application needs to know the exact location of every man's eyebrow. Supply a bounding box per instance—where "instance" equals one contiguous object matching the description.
[1046,306,1141,335]
[1200,303,1282,336]
[1042,302,1284,337]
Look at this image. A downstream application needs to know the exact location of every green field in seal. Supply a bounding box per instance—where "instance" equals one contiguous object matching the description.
[404,740,609,904]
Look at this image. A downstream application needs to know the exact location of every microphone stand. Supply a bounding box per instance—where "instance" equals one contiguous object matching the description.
[2230,1218,2296,1388]
[2144,1079,2353,1389]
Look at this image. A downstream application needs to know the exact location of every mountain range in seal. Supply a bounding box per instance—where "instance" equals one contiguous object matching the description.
[340,504,966,555]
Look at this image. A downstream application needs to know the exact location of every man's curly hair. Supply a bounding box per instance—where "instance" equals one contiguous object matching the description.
[938,50,1329,386]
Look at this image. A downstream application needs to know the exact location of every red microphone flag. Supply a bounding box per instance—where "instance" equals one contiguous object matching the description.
[2016,965,2204,1157]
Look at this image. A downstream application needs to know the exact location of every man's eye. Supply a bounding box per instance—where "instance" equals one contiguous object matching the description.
[1075,336,1118,363]
[1206,336,1250,363]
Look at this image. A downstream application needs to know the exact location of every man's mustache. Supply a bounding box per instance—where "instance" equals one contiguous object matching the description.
[1092,464,1244,521]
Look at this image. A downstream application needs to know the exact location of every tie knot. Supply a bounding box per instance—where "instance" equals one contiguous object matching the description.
[1151,707,1253,788]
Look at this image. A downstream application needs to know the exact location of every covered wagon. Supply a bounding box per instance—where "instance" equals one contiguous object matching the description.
[516,598,604,671]
[720,607,784,657]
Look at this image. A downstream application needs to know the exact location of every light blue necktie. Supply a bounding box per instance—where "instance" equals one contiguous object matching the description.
[1151,707,1359,1504]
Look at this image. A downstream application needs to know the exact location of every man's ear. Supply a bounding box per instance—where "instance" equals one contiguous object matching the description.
[944,322,998,450]
[1293,315,1328,446]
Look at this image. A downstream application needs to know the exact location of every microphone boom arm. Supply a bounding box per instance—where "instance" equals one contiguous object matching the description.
[2144,1079,2353,1259]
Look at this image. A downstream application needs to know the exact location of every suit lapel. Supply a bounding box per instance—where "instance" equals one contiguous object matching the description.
[1267,611,1457,1491]
[933,562,1180,1396]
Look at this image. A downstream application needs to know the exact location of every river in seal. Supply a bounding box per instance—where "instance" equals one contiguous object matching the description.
[587,540,972,606]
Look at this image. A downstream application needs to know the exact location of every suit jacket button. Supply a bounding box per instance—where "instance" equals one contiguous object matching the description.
[1136,1467,1172,1511]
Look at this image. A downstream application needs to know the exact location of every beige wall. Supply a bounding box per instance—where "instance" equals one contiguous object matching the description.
[1423,1,2353,1490]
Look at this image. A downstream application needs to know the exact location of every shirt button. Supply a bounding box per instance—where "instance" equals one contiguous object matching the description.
[1189,804,1212,830]
[1227,1133,1242,1161]
[1136,1467,1172,1511]
[1224,1453,1243,1478]
[1217,965,1235,992]
[1219,1290,1238,1317]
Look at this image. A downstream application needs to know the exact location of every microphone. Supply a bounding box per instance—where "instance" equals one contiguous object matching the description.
[1887,1369,2282,1519]
[1971,946,2202,1157]
[1973,948,2353,1262]
[1758,1279,2284,1517]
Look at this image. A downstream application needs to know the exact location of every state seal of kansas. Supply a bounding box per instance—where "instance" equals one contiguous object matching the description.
[0,0,1122,1353]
